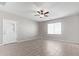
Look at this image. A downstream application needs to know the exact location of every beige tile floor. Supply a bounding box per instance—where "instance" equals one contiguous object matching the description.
[0,39,79,56]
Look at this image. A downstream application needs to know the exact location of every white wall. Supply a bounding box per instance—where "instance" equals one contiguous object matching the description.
[0,16,3,43]
[39,14,79,43]
[0,10,38,42]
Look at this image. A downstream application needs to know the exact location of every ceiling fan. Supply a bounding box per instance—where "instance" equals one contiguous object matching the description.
[35,9,49,18]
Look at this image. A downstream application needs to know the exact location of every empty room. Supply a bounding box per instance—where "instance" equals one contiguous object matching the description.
[0,2,79,56]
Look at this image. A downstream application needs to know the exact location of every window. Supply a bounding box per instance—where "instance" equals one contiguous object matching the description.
[48,22,61,34]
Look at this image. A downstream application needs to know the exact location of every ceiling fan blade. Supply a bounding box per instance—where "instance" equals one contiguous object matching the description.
[40,10,43,12]
[34,14,39,16]
[44,11,49,14]
[37,11,40,14]
[44,15,48,17]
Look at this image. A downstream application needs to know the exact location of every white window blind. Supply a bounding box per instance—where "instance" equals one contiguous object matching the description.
[48,22,61,34]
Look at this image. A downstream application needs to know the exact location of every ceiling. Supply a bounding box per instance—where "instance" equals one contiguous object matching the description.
[0,2,79,22]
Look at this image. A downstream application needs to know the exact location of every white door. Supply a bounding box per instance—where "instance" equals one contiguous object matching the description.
[3,19,16,44]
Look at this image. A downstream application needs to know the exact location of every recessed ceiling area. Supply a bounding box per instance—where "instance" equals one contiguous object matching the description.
[0,2,79,22]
